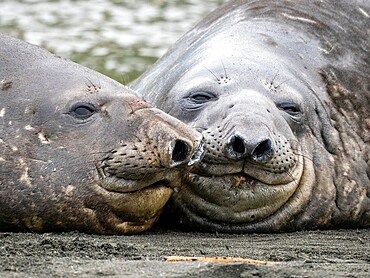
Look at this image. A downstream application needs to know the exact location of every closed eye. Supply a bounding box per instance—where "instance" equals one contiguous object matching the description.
[282,106,300,115]
[278,103,300,114]
[186,91,217,104]
[277,102,303,122]
[70,102,98,119]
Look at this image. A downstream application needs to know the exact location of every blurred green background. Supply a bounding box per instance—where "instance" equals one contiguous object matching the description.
[0,0,225,83]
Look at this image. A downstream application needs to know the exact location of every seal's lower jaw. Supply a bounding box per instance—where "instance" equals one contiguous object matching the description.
[174,158,304,228]
[94,180,173,234]
[180,174,298,223]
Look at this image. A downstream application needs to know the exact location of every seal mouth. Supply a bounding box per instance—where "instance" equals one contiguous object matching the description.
[173,153,304,225]
[105,179,174,194]
[97,174,174,194]
[95,158,183,193]
[178,172,299,224]
[191,165,260,188]
[190,161,295,186]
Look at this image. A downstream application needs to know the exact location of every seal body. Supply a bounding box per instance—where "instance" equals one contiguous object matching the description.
[0,33,204,234]
[132,0,370,232]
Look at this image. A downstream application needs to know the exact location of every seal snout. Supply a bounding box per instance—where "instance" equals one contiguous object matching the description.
[225,134,274,162]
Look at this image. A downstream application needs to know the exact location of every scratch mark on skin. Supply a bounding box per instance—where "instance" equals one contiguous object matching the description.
[1,80,12,90]
[44,160,57,172]
[25,125,36,131]
[24,125,50,144]
[11,146,18,152]
[365,119,370,130]
[19,158,32,186]
[64,185,76,197]
[233,176,246,187]
[318,43,337,54]
[0,108,5,117]
[37,131,50,144]
[281,13,318,24]
[358,7,369,18]
[32,159,49,164]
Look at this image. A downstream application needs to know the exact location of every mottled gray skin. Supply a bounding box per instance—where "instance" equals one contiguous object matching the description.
[132,0,370,232]
[0,33,204,234]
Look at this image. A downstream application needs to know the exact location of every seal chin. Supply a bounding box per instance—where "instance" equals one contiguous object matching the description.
[176,154,304,224]
[93,181,173,234]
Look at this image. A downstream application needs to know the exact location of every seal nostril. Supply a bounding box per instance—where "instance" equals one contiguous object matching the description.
[252,139,273,161]
[188,138,205,166]
[231,136,246,154]
[171,140,190,163]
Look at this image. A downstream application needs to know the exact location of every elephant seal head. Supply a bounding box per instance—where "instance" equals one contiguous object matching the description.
[132,0,370,232]
[0,33,205,234]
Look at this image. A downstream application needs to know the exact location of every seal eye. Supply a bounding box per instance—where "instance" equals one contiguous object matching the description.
[187,91,216,104]
[70,103,97,119]
[278,102,302,121]
[191,94,211,102]
[183,91,217,111]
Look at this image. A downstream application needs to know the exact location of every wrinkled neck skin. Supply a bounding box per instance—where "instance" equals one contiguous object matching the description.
[132,0,369,232]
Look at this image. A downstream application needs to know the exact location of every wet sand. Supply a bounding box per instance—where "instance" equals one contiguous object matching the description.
[1,229,369,277]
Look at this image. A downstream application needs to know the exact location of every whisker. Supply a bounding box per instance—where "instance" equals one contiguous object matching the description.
[275,77,294,89]
[285,169,299,187]
[193,125,208,132]
[284,140,315,165]
[220,58,228,79]
[202,65,220,82]
[271,68,280,84]
[84,77,95,87]
[292,151,317,167]
[286,139,299,143]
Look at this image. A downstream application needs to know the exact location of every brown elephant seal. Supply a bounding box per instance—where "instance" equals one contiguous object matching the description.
[131,0,370,232]
[0,33,205,234]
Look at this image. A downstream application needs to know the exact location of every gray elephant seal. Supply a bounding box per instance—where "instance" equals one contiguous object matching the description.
[132,0,370,232]
[0,33,204,234]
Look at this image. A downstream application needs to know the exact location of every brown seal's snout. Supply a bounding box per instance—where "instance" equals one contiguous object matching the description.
[92,101,205,234]
[98,106,205,192]
[144,108,205,169]
[122,98,205,170]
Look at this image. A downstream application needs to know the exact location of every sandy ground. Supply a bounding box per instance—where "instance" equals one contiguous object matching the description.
[0,228,369,278]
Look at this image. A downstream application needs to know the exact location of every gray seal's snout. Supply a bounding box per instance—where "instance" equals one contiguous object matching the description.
[225,134,274,162]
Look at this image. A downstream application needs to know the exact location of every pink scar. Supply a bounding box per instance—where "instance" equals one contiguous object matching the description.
[130,99,152,108]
